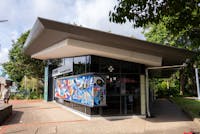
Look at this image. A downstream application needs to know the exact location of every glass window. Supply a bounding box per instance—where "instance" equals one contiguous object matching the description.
[91,56,100,72]
[57,58,65,67]
[99,57,120,73]
[120,74,141,114]
[120,74,140,95]
[64,57,73,70]
[121,61,140,74]
[86,56,91,72]
[106,74,121,95]
[73,56,86,75]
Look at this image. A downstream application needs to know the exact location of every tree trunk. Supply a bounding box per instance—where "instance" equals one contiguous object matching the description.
[180,70,185,95]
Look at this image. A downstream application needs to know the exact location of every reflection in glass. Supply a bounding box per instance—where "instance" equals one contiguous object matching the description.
[73,56,86,75]
[86,56,91,72]
[57,58,65,67]
[64,58,73,70]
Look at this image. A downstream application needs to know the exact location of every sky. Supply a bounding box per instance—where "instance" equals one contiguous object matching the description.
[0,0,145,64]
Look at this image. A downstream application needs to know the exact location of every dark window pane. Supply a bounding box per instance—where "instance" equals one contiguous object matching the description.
[102,96,121,115]
[73,56,86,75]
[120,74,141,114]
[86,56,91,72]
[58,58,65,66]
[91,55,100,72]
[99,57,120,73]
[121,61,140,73]
[106,74,121,95]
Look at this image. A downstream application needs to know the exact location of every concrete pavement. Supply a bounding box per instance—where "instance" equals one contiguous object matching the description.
[0,99,199,134]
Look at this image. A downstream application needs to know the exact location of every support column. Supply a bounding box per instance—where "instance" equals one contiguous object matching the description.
[44,65,55,101]
[145,69,151,117]
[44,66,49,101]
[140,75,146,115]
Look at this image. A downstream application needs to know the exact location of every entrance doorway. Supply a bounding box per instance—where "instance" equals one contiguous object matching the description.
[102,73,140,115]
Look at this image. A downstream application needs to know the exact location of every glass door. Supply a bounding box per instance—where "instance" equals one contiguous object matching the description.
[120,74,141,115]
[102,73,121,115]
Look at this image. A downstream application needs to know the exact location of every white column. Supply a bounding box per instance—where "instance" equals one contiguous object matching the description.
[140,75,146,115]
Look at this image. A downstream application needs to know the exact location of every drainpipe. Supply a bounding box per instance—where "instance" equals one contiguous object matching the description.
[145,68,151,117]
[194,67,200,99]
[145,64,187,118]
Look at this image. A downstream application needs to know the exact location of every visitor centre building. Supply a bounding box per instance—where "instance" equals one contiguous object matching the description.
[24,18,194,117]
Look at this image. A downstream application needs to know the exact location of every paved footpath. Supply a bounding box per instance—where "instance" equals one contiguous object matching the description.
[0,99,199,134]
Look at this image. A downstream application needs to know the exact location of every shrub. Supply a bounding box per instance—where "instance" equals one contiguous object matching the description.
[29,91,40,99]
[15,93,26,99]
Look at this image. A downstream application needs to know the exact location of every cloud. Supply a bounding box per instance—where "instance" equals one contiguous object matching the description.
[72,0,145,39]
[74,0,116,27]
[0,0,145,64]
[0,47,9,63]
[11,31,20,41]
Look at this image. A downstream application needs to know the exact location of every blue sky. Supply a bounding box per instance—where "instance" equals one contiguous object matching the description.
[0,0,145,64]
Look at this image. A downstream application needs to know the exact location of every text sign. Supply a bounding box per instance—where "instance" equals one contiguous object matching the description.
[52,65,73,77]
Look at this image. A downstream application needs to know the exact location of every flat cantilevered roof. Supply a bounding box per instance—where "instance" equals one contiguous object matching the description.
[24,17,195,67]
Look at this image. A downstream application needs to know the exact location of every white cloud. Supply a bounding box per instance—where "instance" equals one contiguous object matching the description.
[11,31,20,41]
[72,0,145,39]
[0,0,145,63]
[74,0,116,27]
[0,47,9,64]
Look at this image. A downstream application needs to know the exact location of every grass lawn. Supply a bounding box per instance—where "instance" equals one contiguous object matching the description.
[171,97,200,118]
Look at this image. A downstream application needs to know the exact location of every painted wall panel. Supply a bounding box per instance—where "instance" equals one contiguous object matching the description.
[55,74,106,107]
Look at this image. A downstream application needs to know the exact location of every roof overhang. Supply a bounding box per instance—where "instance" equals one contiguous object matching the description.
[32,39,162,66]
[24,17,195,67]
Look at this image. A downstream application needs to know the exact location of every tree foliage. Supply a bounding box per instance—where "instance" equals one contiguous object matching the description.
[20,77,43,91]
[144,20,199,51]
[110,0,200,96]
[110,0,199,31]
[110,0,200,50]
[3,31,45,82]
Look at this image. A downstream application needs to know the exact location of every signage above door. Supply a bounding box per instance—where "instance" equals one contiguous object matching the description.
[52,65,73,77]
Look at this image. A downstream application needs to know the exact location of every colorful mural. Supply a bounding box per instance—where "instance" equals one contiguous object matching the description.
[55,74,106,107]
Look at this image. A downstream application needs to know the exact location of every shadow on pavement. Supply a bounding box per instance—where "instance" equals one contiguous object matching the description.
[105,118,131,121]
[146,98,192,122]
[14,106,38,109]
[2,110,24,126]
[98,98,191,123]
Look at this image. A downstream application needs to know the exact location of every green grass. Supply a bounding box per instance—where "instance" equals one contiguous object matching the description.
[171,97,200,118]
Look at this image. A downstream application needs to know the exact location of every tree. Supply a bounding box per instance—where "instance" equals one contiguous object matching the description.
[3,31,45,82]
[110,0,199,31]
[110,0,200,50]
[144,20,198,51]
[144,19,200,95]
[110,0,200,96]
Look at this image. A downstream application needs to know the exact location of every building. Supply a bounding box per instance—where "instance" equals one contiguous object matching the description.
[24,18,194,117]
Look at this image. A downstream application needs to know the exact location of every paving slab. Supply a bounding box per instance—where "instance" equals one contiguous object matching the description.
[0,99,199,134]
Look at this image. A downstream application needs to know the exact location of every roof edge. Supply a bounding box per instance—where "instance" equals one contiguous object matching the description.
[35,17,195,54]
[23,17,45,54]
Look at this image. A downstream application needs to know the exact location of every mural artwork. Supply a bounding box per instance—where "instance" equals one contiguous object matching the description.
[55,74,106,107]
